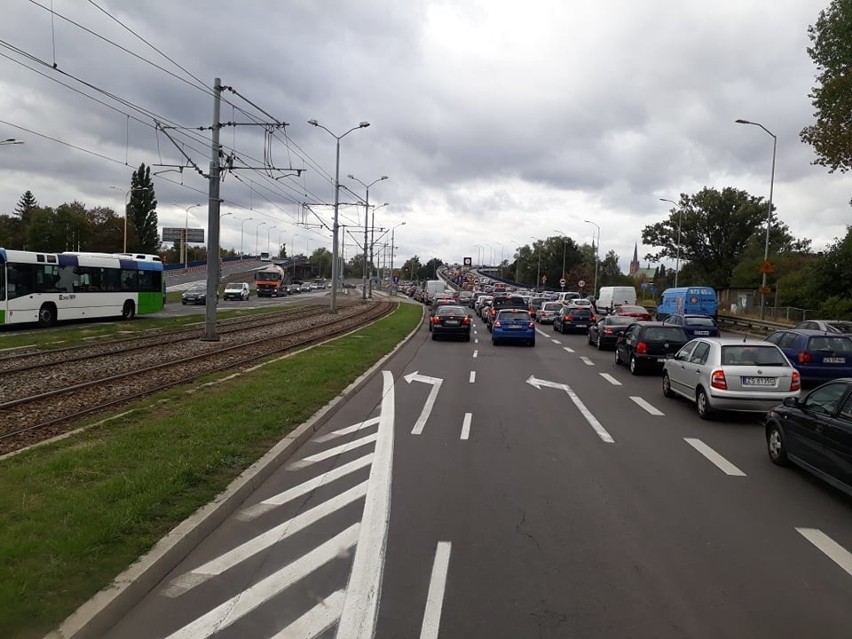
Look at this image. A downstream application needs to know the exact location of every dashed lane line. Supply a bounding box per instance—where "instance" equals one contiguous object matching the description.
[684,438,746,476]
[599,373,622,385]
[460,413,472,440]
[630,396,664,416]
[563,346,575,354]
[469,371,476,383]
[796,528,852,579]
[419,542,452,639]
[579,356,594,366]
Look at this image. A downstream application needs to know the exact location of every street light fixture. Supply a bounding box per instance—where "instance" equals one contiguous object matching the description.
[0,138,23,146]
[583,220,601,298]
[735,118,777,320]
[308,119,371,312]
[659,198,683,287]
[349,173,388,300]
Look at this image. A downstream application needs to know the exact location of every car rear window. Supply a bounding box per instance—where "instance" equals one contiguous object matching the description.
[827,321,852,334]
[808,336,852,353]
[542,302,562,311]
[606,316,633,325]
[643,327,687,341]
[493,296,527,309]
[498,310,530,319]
[722,345,788,366]
[685,317,716,326]
[566,309,592,317]
[437,306,466,316]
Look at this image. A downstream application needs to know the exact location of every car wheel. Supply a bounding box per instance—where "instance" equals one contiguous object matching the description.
[696,387,713,420]
[767,422,790,466]
[662,372,675,398]
[614,347,623,365]
[121,300,136,321]
[629,356,641,375]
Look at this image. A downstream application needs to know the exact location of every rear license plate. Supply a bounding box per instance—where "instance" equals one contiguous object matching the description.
[694,330,709,336]
[743,377,776,386]
[824,357,846,364]
[444,320,459,326]
[575,324,587,328]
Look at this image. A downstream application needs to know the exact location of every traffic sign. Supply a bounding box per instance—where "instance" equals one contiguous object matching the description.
[463,256,472,267]
[758,286,772,295]
[559,278,566,287]
[759,260,775,274]
[640,281,648,289]
[578,279,585,288]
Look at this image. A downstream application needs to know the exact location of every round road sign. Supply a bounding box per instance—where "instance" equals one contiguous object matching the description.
[559,278,566,287]
[578,279,585,288]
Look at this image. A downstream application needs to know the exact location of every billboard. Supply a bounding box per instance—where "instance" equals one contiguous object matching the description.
[162,227,205,243]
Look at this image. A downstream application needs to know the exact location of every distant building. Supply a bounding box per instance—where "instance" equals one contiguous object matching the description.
[629,242,657,281]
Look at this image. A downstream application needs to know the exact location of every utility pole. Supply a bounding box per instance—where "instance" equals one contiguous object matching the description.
[202,78,222,341]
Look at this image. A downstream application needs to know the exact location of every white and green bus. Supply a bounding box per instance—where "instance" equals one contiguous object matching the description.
[0,249,166,327]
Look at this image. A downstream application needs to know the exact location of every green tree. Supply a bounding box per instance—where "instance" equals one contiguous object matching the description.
[422,258,443,281]
[400,255,423,281]
[14,190,38,225]
[643,187,775,289]
[311,247,332,278]
[127,163,159,253]
[0,214,26,249]
[26,207,61,251]
[85,206,124,252]
[800,0,852,175]
[811,226,852,302]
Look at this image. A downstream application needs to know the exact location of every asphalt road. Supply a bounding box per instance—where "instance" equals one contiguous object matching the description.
[102,309,852,639]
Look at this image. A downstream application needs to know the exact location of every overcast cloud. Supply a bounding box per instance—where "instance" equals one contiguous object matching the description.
[0,0,848,273]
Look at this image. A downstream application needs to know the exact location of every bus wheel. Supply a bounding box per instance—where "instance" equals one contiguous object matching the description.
[38,303,57,327]
[122,301,136,320]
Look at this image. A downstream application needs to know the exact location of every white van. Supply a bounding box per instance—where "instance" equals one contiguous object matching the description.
[596,286,637,313]
[554,291,580,303]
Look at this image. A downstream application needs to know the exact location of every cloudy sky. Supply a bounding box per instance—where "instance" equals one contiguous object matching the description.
[0,0,848,274]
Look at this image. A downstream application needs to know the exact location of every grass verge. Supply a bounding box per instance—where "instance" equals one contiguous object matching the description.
[0,301,421,638]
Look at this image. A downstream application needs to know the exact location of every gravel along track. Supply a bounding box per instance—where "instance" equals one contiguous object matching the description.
[0,301,395,455]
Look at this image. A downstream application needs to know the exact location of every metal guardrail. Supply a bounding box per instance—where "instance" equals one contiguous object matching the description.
[717,313,789,336]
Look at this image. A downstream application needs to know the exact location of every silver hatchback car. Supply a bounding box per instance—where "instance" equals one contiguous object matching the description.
[662,338,801,419]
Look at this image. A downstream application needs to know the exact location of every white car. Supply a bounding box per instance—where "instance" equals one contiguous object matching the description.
[223,282,250,301]
[567,299,593,309]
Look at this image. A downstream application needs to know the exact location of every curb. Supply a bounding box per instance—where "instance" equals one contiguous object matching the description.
[48,304,421,639]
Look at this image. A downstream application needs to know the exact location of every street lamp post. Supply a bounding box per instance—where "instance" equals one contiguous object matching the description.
[239,216,253,259]
[111,185,153,253]
[0,138,24,146]
[182,203,202,269]
[584,220,601,299]
[308,119,370,312]
[390,222,406,296]
[659,198,682,287]
[529,237,542,289]
[736,118,777,320]
[291,232,299,279]
[255,221,266,255]
[368,203,388,296]
[554,229,569,289]
[267,226,277,255]
[349,174,388,301]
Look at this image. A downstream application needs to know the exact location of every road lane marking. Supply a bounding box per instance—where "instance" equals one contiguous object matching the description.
[536,328,548,337]
[469,371,476,383]
[271,589,345,639]
[337,369,397,638]
[565,386,614,443]
[474,338,479,344]
[579,356,594,366]
[163,524,359,638]
[562,346,575,353]
[288,432,378,470]
[473,350,478,358]
[238,454,374,521]
[165,482,369,596]
[599,373,622,386]
[796,528,852,579]
[460,413,472,440]
[630,396,664,415]
[419,542,452,639]
[407,372,443,435]
[551,339,561,345]
[684,438,746,476]
[316,417,380,442]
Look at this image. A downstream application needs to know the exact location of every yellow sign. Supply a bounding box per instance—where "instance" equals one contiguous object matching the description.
[758,286,772,294]
[759,260,775,274]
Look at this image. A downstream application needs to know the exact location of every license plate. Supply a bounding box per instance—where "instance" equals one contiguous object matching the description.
[574,324,587,328]
[743,377,776,386]
[444,320,459,326]
[694,330,709,336]
[657,357,668,363]
[824,357,846,364]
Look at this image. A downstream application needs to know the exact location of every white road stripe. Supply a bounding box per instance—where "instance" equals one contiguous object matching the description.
[536,328,548,337]
[419,542,452,639]
[796,528,852,579]
[288,433,378,470]
[474,338,479,344]
[238,454,374,521]
[563,346,575,353]
[164,525,359,639]
[460,413,472,440]
[473,350,478,358]
[564,386,615,443]
[469,371,476,383]
[270,589,345,639]
[165,482,369,597]
[579,356,594,366]
[599,373,622,386]
[684,438,746,476]
[315,417,381,442]
[630,396,664,415]
[551,339,561,345]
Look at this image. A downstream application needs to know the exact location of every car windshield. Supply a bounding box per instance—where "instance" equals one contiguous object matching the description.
[722,345,789,366]
[807,336,852,353]
[685,316,716,326]
[826,321,852,333]
[187,286,205,293]
[225,284,244,291]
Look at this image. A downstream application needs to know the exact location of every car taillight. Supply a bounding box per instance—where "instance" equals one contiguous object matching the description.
[528,321,535,328]
[432,316,441,324]
[711,369,727,390]
[463,316,471,325]
[790,371,801,392]
[635,341,648,354]
[566,314,574,321]
[494,321,501,328]
[603,327,613,335]
[797,351,812,364]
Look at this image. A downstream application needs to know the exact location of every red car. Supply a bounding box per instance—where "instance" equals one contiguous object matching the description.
[613,305,653,321]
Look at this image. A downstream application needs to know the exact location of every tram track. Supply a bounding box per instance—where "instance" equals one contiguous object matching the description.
[0,301,396,455]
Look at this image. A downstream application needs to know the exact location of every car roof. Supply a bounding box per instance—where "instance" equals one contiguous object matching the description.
[773,328,850,337]
[690,337,775,346]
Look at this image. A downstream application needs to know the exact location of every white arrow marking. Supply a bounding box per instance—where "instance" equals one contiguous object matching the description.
[526,375,614,443]
[406,371,444,435]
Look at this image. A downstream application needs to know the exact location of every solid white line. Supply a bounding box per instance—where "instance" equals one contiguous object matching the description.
[165,482,369,596]
[288,432,378,470]
[337,370,396,638]
[599,373,622,386]
[419,541,452,639]
[564,386,615,443]
[164,524,359,639]
[270,589,345,639]
[683,438,746,476]
[579,356,595,366]
[551,339,561,345]
[460,413,472,440]
[630,396,664,416]
[238,454,374,521]
[796,528,852,579]
[315,417,381,442]
[562,346,575,353]
[473,350,478,358]
[469,371,476,383]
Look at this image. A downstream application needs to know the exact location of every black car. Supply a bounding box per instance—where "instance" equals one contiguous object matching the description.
[181,284,213,305]
[553,306,595,334]
[765,378,852,498]
[587,315,633,350]
[614,322,690,375]
[431,305,472,341]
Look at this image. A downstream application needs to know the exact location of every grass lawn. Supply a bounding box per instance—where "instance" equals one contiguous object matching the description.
[0,301,421,638]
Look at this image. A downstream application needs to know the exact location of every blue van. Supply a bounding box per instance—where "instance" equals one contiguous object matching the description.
[656,287,718,321]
